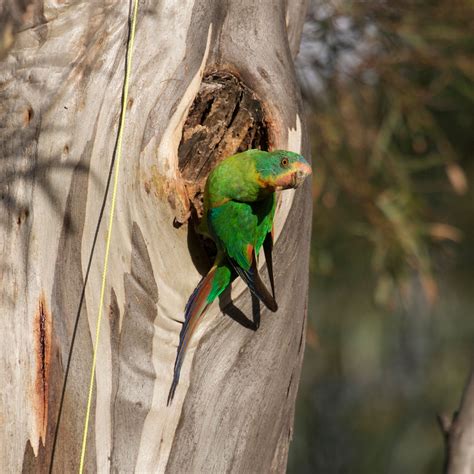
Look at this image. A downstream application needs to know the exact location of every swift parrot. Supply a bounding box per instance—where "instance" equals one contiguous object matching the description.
[168,149,312,404]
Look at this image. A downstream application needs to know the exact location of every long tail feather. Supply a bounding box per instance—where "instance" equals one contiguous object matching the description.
[167,259,230,404]
[230,251,278,312]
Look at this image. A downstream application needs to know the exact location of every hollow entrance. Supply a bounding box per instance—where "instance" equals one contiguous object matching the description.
[178,71,269,222]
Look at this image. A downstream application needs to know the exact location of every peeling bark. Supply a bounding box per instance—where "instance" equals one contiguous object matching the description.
[0,1,311,472]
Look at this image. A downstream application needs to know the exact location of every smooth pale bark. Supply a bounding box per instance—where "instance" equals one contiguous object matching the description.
[0,0,310,472]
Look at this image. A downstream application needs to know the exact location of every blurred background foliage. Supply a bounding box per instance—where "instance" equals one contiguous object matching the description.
[289,0,474,472]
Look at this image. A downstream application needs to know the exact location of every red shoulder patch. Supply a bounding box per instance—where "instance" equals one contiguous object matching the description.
[246,244,254,264]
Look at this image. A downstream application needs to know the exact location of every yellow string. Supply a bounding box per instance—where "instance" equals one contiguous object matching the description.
[79,0,139,471]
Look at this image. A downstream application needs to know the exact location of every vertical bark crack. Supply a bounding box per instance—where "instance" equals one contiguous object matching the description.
[34,292,51,446]
[39,299,47,430]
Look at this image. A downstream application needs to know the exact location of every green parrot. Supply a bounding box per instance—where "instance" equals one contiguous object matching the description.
[168,149,312,403]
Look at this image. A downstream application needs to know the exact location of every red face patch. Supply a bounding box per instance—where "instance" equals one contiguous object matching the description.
[273,171,294,188]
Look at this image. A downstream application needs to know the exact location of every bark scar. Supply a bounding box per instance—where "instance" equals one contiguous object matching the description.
[33,292,52,446]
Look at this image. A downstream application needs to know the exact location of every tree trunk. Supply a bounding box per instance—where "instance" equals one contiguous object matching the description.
[0,0,311,472]
[439,363,474,474]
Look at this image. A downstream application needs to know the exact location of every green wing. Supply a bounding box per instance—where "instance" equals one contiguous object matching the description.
[208,201,256,270]
[208,195,275,269]
[208,195,277,311]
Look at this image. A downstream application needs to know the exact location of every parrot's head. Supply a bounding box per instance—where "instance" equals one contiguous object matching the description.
[255,150,312,191]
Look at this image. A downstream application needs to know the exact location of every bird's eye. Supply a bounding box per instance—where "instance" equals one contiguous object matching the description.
[280,158,289,167]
